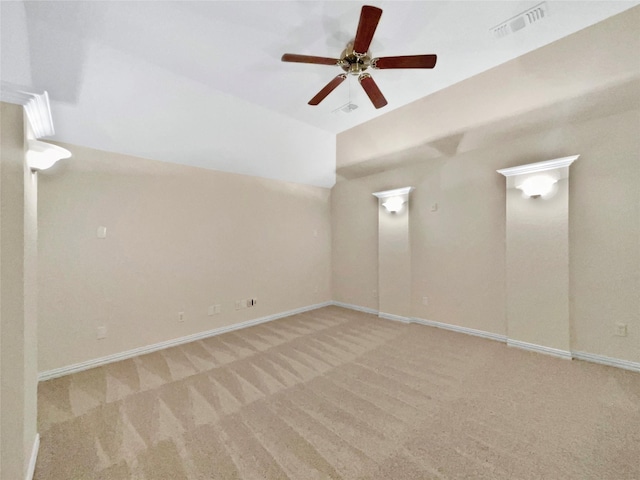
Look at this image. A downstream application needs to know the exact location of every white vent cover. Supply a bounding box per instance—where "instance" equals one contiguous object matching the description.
[492,2,549,38]
[332,102,359,114]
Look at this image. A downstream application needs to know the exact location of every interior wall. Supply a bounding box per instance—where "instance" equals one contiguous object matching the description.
[570,111,640,361]
[331,107,640,363]
[377,196,411,318]
[332,144,507,337]
[38,143,332,372]
[506,179,570,352]
[0,102,38,480]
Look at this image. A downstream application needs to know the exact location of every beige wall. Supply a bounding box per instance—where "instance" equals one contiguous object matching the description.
[332,148,508,337]
[38,144,332,372]
[0,102,38,480]
[331,178,378,310]
[332,106,640,363]
[506,180,570,351]
[377,198,411,318]
[570,112,640,361]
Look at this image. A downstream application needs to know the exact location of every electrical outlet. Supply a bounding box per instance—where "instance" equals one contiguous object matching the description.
[214,304,221,314]
[178,311,185,322]
[236,299,248,310]
[614,323,627,337]
[208,306,215,316]
[96,325,107,339]
[251,298,258,306]
[422,296,429,306]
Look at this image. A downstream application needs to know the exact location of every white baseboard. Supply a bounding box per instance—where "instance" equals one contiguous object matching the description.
[507,339,572,359]
[411,317,507,343]
[330,302,410,323]
[331,301,378,315]
[379,312,412,323]
[339,303,637,372]
[572,350,640,373]
[39,300,640,380]
[25,433,39,480]
[38,301,332,381]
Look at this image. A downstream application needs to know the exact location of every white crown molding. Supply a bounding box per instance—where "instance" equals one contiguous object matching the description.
[372,186,414,199]
[25,434,40,480]
[507,339,572,359]
[497,155,579,177]
[0,82,55,138]
[38,301,331,381]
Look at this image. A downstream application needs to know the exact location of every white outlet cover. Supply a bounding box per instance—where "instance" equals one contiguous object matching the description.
[97,325,107,339]
[214,304,221,314]
[614,323,627,336]
[97,226,107,238]
[208,306,215,316]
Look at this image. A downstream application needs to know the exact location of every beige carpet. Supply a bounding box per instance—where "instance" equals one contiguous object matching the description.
[36,306,640,479]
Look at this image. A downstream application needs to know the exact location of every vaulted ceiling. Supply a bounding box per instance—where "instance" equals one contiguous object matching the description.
[1,1,637,187]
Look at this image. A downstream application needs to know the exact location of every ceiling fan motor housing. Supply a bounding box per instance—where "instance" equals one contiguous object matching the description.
[339,42,372,75]
[280,5,436,109]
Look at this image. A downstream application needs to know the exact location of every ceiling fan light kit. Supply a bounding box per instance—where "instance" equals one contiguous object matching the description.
[281,5,437,109]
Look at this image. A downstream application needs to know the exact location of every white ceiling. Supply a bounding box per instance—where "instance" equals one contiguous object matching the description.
[1,1,637,187]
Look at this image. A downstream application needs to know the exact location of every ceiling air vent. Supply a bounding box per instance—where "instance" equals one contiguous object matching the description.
[332,103,359,114]
[492,2,549,38]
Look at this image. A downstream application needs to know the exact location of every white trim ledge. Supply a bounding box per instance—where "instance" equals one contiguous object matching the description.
[38,301,331,381]
[331,301,378,315]
[411,317,507,343]
[497,155,579,177]
[26,433,40,480]
[507,339,572,359]
[572,351,640,373]
[378,312,411,324]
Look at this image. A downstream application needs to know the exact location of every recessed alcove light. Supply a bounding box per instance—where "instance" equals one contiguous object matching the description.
[516,175,557,198]
[372,187,414,214]
[497,155,579,199]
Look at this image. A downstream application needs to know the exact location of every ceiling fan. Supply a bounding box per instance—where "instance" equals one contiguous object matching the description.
[281,5,437,109]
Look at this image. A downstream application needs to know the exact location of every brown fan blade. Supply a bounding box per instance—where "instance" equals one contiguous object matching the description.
[281,54,339,66]
[353,5,383,54]
[308,74,347,106]
[373,54,438,69]
[358,74,387,109]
